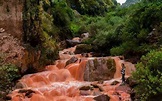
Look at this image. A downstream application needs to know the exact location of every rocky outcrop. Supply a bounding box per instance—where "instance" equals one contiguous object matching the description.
[0,0,23,39]
[74,44,93,54]
[66,39,81,47]
[84,57,116,81]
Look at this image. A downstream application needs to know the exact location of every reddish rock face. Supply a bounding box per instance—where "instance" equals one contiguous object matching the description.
[8,38,135,101]
[0,0,23,39]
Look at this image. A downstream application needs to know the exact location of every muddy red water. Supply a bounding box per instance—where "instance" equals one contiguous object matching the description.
[8,38,136,101]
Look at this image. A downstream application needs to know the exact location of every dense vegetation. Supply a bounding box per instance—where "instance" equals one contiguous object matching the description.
[21,0,118,71]
[71,0,162,100]
[133,49,162,100]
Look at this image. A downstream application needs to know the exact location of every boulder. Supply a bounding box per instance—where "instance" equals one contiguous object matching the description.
[115,84,131,93]
[110,80,120,85]
[93,94,110,101]
[65,56,78,66]
[66,39,81,47]
[81,32,89,42]
[14,82,26,89]
[74,44,93,54]
[18,89,35,98]
[84,57,116,81]
[79,85,93,91]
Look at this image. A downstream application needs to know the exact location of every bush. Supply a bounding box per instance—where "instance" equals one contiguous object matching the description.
[133,49,162,100]
[67,0,115,16]
[0,64,20,92]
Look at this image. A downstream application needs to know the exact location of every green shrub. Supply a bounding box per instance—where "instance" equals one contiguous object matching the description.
[67,0,115,16]
[0,64,21,92]
[70,23,81,36]
[133,49,162,100]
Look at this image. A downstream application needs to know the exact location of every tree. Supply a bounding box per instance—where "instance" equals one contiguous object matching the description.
[133,49,162,100]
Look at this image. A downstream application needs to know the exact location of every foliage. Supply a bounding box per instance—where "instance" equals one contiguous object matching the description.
[132,49,162,100]
[81,1,162,62]
[122,0,140,7]
[0,64,21,92]
[67,0,115,16]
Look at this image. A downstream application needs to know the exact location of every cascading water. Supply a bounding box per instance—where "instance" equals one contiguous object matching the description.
[7,37,136,101]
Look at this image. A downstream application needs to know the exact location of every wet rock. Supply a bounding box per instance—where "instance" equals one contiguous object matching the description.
[81,32,89,39]
[91,84,99,88]
[84,57,116,81]
[116,84,131,93]
[93,94,110,101]
[91,84,104,91]
[79,85,93,91]
[14,82,25,89]
[65,56,78,66]
[81,32,89,42]
[74,44,93,54]
[110,80,120,85]
[66,39,81,47]
[93,90,102,96]
[81,53,89,57]
[18,89,34,93]
[125,77,138,88]
[80,90,92,96]
[18,89,35,98]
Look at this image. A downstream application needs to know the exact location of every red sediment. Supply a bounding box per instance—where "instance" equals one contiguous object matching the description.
[113,57,123,79]
[9,41,136,101]
[55,60,67,69]
[66,63,80,80]
[45,65,59,71]
[76,59,88,81]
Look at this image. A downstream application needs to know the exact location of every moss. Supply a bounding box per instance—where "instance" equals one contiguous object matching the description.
[23,0,59,70]
[106,58,116,72]
[0,64,21,92]
[93,58,98,70]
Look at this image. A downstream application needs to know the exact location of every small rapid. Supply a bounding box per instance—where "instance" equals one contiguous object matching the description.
[8,36,135,101]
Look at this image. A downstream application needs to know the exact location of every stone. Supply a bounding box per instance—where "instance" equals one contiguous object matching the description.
[110,80,120,85]
[18,89,35,93]
[84,57,116,81]
[65,56,78,66]
[66,39,81,47]
[74,44,93,54]
[93,90,102,96]
[93,94,110,101]
[91,84,104,91]
[116,84,131,93]
[81,32,89,42]
[79,85,93,91]
[14,82,25,89]
[81,32,89,39]
[17,89,35,98]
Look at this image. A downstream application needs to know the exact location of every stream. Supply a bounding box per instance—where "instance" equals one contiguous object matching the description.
[8,37,136,101]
